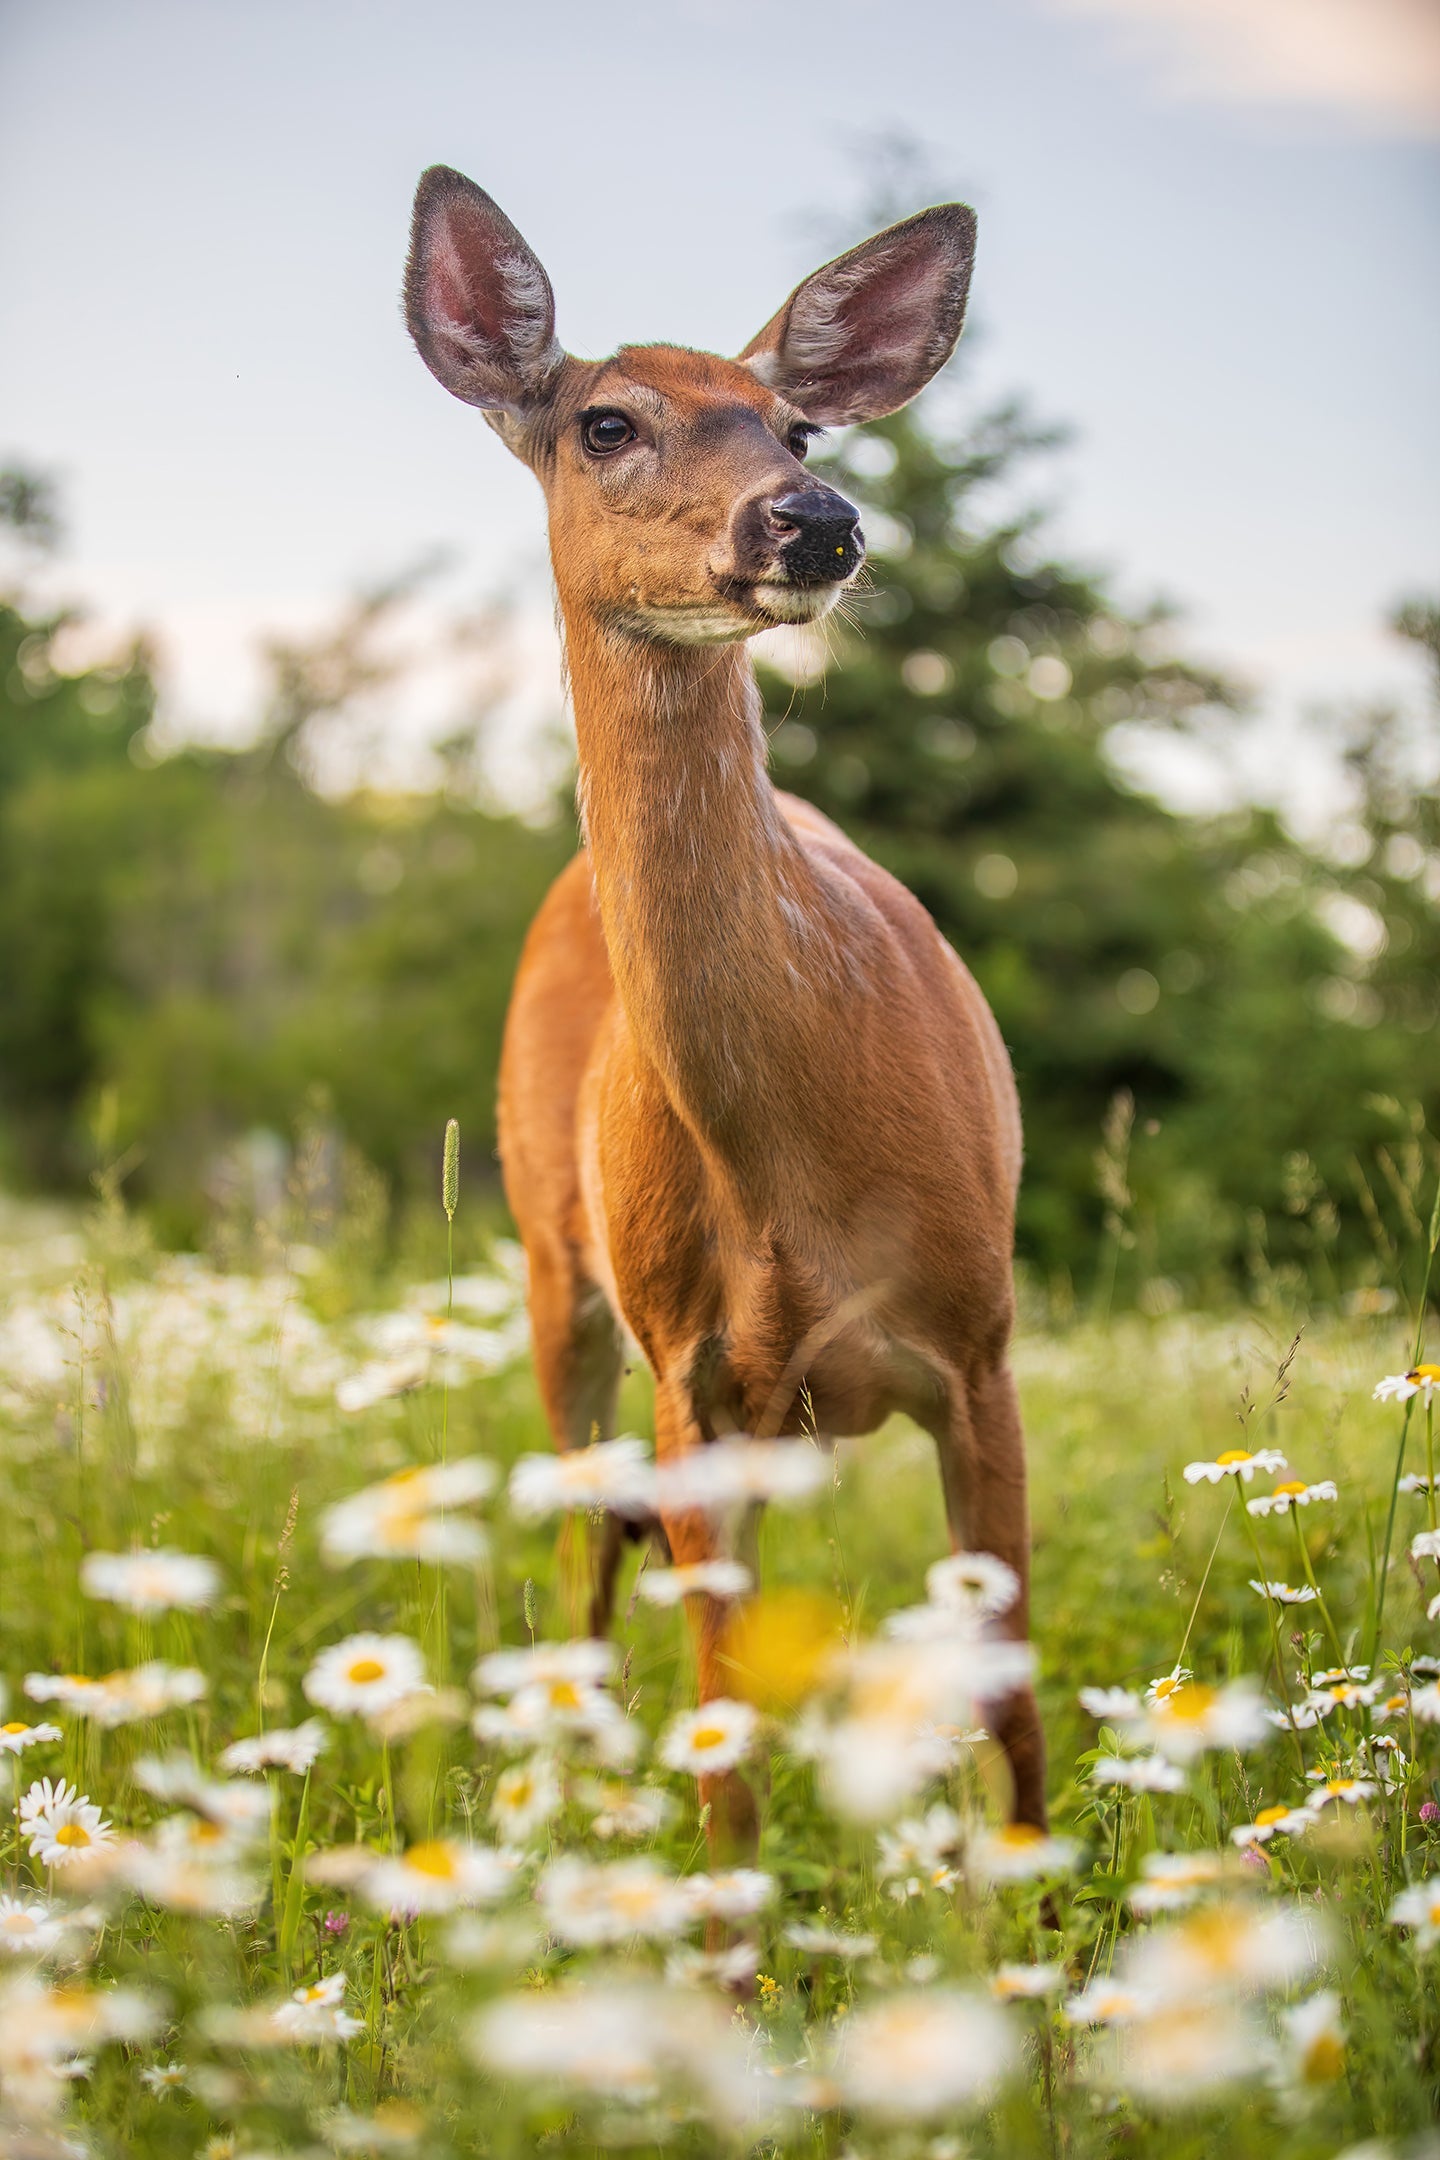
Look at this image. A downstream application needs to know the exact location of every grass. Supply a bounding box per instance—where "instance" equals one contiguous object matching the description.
[0,1181,1438,2156]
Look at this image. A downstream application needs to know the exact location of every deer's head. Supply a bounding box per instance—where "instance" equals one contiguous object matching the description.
[405,167,975,647]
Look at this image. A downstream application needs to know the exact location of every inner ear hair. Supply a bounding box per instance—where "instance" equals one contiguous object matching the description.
[404,165,564,413]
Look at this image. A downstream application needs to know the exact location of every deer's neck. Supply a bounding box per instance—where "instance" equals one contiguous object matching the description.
[566,616,823,1174]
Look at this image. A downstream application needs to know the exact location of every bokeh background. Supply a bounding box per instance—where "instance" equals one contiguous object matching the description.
[1,0,1437,1300]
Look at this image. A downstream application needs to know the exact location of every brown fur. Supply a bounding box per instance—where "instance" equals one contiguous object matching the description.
[406,172,1047,1837]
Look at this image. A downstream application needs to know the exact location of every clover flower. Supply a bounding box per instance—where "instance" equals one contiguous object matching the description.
[658,1697,757,1776]
[19,1779,115,1870]
[303,1634,426,1718]
[80,1548,221,1613]
[1183,1448,1287,1485]
[1247,1479,1338,1516]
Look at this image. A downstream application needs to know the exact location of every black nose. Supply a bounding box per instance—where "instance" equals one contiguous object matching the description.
[770,487,863,586]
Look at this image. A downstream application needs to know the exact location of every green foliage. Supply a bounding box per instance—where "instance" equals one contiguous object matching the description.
[758,401,1439,1290]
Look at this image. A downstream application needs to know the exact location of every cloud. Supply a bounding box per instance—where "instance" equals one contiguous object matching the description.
[1047,0,1440,135]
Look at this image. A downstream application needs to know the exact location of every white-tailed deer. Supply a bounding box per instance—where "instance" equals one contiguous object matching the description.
[405,166,1046,1842]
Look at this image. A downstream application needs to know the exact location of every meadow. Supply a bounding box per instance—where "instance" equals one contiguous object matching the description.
[1,1163,1438,2160]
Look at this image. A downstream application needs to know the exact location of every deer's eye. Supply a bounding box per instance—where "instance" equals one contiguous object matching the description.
[788,427,812,461]
[581,411,636,455]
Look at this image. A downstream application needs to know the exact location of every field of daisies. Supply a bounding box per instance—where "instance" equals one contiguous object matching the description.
[1,1169,1439,2160]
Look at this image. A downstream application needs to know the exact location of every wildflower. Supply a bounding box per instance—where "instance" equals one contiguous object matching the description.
[1388,1877,1440,1947]
[0,1973,162,2113]
[218,1719,327,1775]
[1230,1803,1311,1848]
[80,1547,221,1612]
[1410,1529,1440,1562]
[140,2062,188,2097]
[270,1969,365,2043]
[785,1921,878,1957]
[0,1896,69,1958]
[684,1868,775,1921]
[1091,1753,1187,1794]
[336,1353,429,1412]
[474,1639,615,1696]
[0,1719,62,1755]
[123,1816,264,1915]
[363,1839,513,1917]
[325,1909,351,1935]
[509,1437,658,1520]
[470,1979,753,2122]
[19,1778,115,1870]
[1097,2000,1265,2106]
[1310,1664,1369,1685]
[476,1683,637,1766]
[968,1822,1080,1885]
[322,2100,427,2151]
[1399,1473,1434,1494]
[490,1757,562,1843]
[1374,1364,1440,1404]
[134,1754,272,1836]
[1305,1679,1379,1715]
[539,1856,698,1945]
[876,1806,963,1894]
[1062,1979,1153,2024]
[666,1940,762,1990]
[924,1550,1020,1617]
[1124,1899,1327,1998]
[1421,1800,1440,1826]
[1410,1681,1440,1723]
[830,1988,1018,2118]
[1141,1678,1269,1761]
[1275,1990,1345,2093]
[1183,1447,1287,1485]
[990,1961,1066,2000]
[577,1779,675,1841]
[25,1661,208,1727]
[303,1633,426,1718]
[653,1437,831,1511]
[636,1560,753,1605]
[1246,1479,1338,1516]
[1146,1666,1193,1705]
[1305,1775,1377,1810]
[1078,1684,1144,1722]
[320,1457,497,1565]
[1127,1851,1229,1915]
[658,1697,757,1776]
[1249,1580,1320,1605]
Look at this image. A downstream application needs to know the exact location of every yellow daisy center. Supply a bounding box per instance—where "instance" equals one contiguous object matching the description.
[1272,1481,1307,1497]
[547,1680,582,1710]
[55,1823,91,1847]
[1216,1450,1253,1466]
[690,1725,727,1751]
[1163,1683,1216,1721]
[1255,1805,1291,1826]
[2,1722,29,1735]
[1304,2032,1345,2082]
[1,1912,37,1933]
[1409,1365,1440,1383]
[346,1658,387,1685]
[403,1841,458,1879]
[998,1823,1045,1848]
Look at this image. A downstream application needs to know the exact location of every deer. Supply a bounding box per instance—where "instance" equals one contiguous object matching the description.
[404,165,1047,1848]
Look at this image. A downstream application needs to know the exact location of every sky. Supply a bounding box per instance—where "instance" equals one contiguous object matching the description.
[2,0,1437,823]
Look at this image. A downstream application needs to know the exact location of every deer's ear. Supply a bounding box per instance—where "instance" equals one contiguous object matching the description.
[741,205,976,426]
[404,166,562,411]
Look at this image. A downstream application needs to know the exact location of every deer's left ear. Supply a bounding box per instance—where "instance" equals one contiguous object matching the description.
[404,166,563,413]
[741,205,976,426]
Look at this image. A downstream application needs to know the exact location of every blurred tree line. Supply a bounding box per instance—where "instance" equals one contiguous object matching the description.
[0,384,1435,1299]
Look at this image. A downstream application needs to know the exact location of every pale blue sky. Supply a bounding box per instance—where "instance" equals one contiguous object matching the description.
[2,0,1437,820]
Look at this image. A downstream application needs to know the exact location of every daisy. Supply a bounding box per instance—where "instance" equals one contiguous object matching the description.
[578,1779,675,1841]
[1124,1898,1327,1997]
[924,1551,1020,1617]
[636,1560,752,1606]
[25,1663,208,1727]
[1249,1580,1319,1605]
[0,1895,69,1958]
[1062,1979,1153,2024]
[490,1757,561,1843]
[666,1940,762,1990]
[1098,2000,1264,2107]
[785,1921,878,1957]
[990,1961,1066,2000]
[1078,1685,1144,1723]
[19,1779,115,1870]
[1399,1473,1435,1495]
[363,1839,513,1916]
[652,1437,830,1512]
[1411,1530,1440,1562]
[80,1549,220,1613]
[1230,1803,1311,1848]
[1246,1480,1338,1516]
[474,1640,615,1696]
[475,1683,637,1767]
[1305,1775,1377,1810]
[1127,1851,1228,1915]
[134,1755,272,1836]
[1374,1365,1440,1405]
[0,1720,62,1756]
[1146,1666,1194,1705]
[1183,1447,1287,1485]
[1275,1991,1345,2092]
[538,1856,696,1945]
[1388,1877,1440,1948]
[1305,1680,1379,1715]
[876,1806,963,1891]
[270,1969,365,2042]
[219,1720,327,1775]
[684,1868,775,1920]
[658,1698,757,1776]
[969,1822,1080,1884]
[1410,1681,1440,1724]
[1310,1664,1370,1685]
[139,2062,188,2097]
[508,1437,657,1520]
[303,1634,426,1718]
[830,1989,1018,2118]
[1091,1753,1187,1794]
[1141,1678,1269,1761]
[320,1457,496,1566]
[123,1828,262,1917]
[470,1980,751,2121]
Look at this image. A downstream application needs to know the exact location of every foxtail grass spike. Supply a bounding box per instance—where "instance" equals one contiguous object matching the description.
[442,1118,460,1221]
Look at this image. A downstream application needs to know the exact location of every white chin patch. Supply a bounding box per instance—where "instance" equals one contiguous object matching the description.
[750,582,842,626]
[614,601,755,646]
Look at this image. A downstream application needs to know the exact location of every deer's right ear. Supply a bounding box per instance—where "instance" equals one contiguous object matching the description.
[404,167,562,412]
